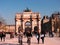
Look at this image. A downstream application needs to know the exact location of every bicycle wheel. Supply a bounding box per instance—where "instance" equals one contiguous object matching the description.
[28,39,31,45]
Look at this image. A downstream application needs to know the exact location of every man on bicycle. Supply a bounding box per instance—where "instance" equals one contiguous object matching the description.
[25,26,32,45]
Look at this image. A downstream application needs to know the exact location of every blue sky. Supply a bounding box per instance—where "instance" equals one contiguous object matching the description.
[0,0,60,25]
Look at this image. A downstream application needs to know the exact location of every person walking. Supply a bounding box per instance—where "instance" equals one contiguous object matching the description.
[0,31,6,41]
[2,31,6,41]
[37,31,40,44]
[0,32,3,41]
[18,26,23,45]
[41,33,44,44]
[18,31,23,45]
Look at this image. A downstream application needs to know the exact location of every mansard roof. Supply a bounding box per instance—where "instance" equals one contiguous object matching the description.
[52,12,60,15]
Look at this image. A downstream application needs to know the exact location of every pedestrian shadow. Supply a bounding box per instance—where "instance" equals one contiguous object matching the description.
[31,41,44,44]
[0,43,19,45]
[0,42,44,45]
[23,41,27,43]
[31,42,37,44]
[23,41,38,44]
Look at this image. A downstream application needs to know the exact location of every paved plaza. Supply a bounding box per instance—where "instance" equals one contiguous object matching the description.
[0,34,60,45]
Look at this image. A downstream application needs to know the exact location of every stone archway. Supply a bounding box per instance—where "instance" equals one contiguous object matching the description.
[24,21,32,34]
[25,21,31,26]
[25,21,31,30]
[15,9,41,34]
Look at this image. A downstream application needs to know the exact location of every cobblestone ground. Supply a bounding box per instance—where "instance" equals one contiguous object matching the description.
[0,34,60,45]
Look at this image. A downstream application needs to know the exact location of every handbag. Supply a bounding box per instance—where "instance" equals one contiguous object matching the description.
[41,34,44,37]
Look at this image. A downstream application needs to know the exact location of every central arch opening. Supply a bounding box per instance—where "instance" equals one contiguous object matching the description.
[25,21,32,33]
[25,21,31,27]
